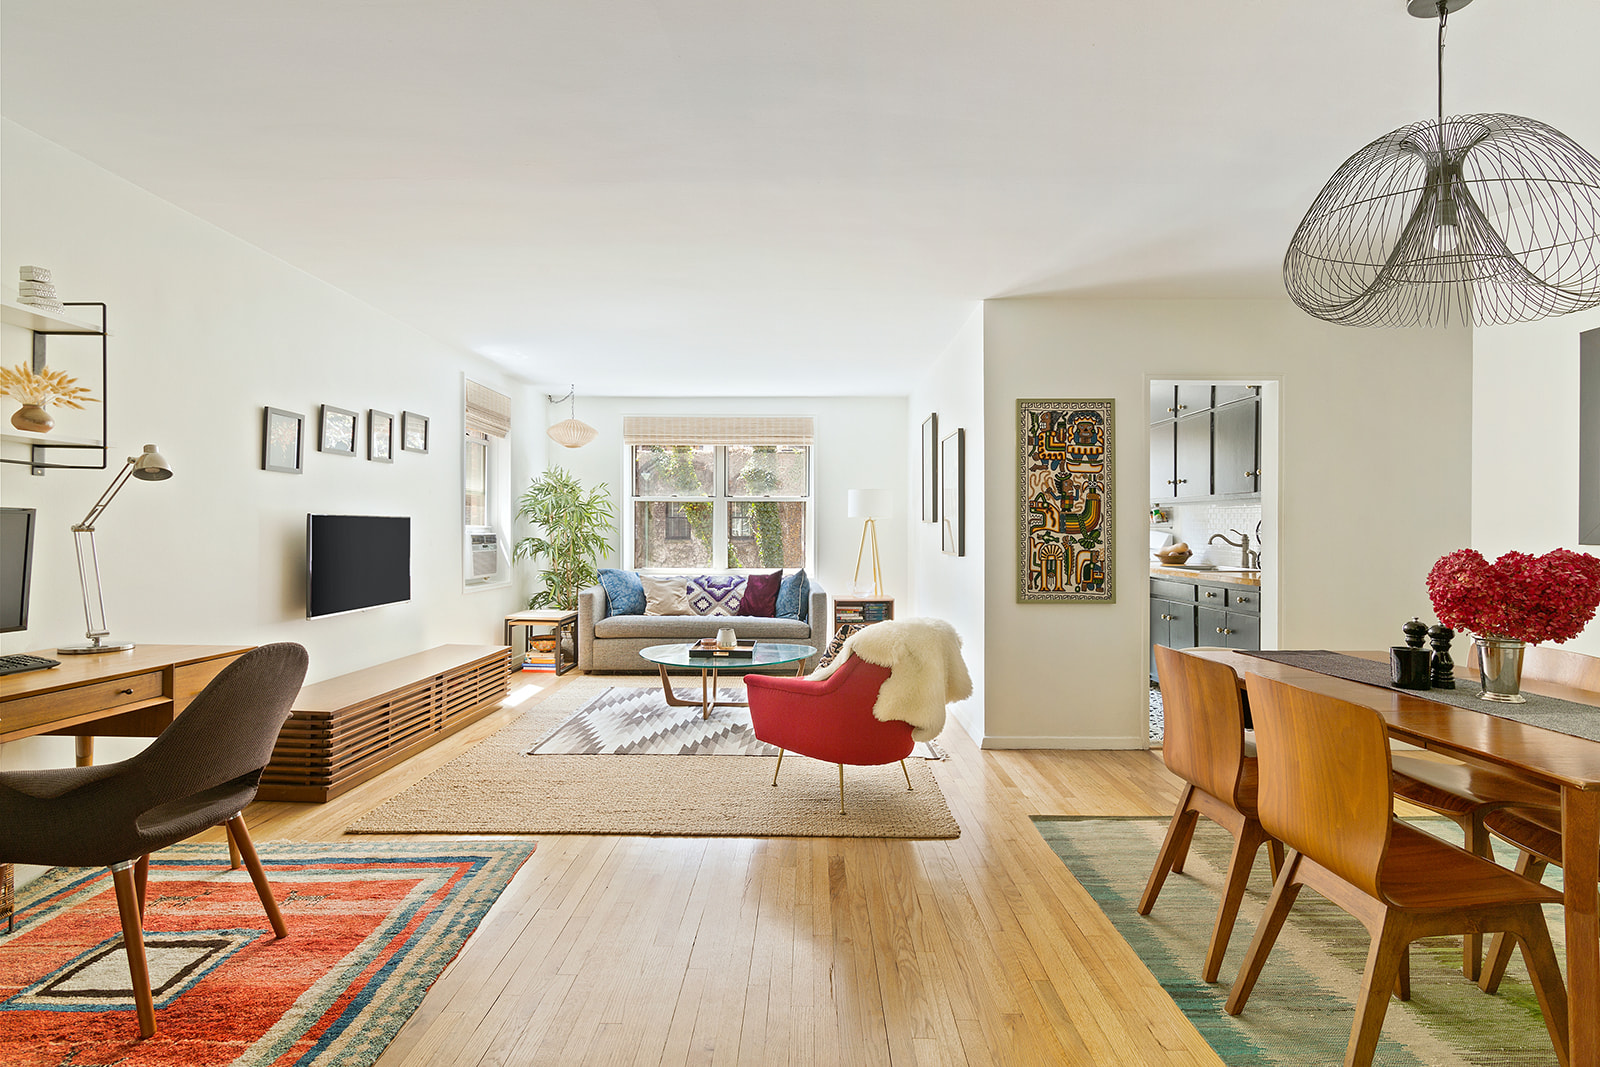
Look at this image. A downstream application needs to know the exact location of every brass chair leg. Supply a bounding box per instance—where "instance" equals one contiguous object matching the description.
[227,831,242,870]
[772,750,785,786]
[838,764,846,815]
[900,759,913,791]
[110,862,157,1039]
[227,814,288,939]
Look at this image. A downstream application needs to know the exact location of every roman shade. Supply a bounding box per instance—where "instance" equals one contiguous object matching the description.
[464,380,512,438]
[622,415,814,447]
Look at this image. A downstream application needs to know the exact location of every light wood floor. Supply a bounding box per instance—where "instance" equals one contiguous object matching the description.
[223,672,1230,1066]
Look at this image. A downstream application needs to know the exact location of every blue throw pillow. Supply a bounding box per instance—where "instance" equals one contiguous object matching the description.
[597,568,646,616]
[775,569,810,621]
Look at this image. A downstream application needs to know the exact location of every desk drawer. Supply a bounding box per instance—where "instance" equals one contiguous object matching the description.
[0,671,164,736]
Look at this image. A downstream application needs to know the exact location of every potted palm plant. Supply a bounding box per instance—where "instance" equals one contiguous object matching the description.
[514,466,615,610]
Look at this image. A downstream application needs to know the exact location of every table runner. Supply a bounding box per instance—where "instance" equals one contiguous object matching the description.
[1240,649,1600,743]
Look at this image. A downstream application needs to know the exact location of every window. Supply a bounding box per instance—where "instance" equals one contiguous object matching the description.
[463,379,512,587]
[624,416,814,570]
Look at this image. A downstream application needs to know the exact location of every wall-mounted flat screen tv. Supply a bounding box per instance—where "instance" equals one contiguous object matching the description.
[1,507,37,634]
[306,514,411,618]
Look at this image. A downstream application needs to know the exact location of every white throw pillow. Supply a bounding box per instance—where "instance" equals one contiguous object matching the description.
[642,574,692,615]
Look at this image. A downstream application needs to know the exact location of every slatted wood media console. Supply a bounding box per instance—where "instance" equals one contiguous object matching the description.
[258,644,510,803]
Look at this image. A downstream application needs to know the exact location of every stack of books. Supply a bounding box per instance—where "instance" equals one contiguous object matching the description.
[835,601,891,624]
[521,634,560,672]
[16,266,64,314]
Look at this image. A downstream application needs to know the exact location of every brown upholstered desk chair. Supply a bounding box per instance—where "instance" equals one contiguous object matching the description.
[0,642,308,1040]
[1478,804,1573,996]
[1228,673,1570,1067]
[1139,646,1285,983]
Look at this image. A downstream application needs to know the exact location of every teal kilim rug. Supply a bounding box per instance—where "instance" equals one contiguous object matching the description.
[1034,817,1566,1067]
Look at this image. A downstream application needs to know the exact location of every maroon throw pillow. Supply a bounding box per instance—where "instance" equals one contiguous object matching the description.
[741,570,782,617]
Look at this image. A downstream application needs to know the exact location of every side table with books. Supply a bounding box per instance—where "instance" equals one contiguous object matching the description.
[504,609,579,675]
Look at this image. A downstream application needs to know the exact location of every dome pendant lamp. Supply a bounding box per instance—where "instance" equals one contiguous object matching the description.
[1284,0,1600,328]
[546,385,598,448]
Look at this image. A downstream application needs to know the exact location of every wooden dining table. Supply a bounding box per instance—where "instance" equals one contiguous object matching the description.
[1183,647,1600,1067]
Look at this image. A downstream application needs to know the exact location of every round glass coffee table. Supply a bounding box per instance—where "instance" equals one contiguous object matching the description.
[639,642,818,720]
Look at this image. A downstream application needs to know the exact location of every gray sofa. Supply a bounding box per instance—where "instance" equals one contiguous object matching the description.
[576,579,828,672]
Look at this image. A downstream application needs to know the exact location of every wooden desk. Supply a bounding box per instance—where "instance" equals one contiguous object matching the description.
[0,644,251,765]
[1185,647,1600,1067]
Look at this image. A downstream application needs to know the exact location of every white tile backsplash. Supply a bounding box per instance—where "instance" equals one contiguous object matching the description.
[1165,502,1263,566]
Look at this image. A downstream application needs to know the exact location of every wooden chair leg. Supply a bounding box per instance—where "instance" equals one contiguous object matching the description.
[1203,821,1271,984]
[1170,802,1201,876]
[1138,787,1199,916]
[1480,852,1550,994]
[1225,854,1304,1016]
[1459,814,1492,980]
[900,760,912,791]
[771,750,785,787]
[110,862,157,1039]
[1265,838,1285,882]
[1347,917,1411,1067]
[133,854,150,918]
[1509,916,1572,1067]
[226,814,287,939]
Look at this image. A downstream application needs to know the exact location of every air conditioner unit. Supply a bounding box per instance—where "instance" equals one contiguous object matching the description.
[468,531,500,581]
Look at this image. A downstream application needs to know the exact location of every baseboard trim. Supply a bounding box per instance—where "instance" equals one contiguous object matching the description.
[980,735,1148,750]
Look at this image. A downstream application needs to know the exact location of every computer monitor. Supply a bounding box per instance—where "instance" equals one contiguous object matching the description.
[1,507,37,634]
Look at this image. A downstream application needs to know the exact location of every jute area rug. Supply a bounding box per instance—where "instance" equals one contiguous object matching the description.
[1035,816,1564,1066]
[0,840,535,1067]
[348,675,961,839]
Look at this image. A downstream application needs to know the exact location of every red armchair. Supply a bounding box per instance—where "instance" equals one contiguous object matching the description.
[746,654,914,814]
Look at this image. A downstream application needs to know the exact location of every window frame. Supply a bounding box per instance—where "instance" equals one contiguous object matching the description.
[627,443,812,571]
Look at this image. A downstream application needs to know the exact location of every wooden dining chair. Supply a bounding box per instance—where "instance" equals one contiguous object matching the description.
[1139,646,1285,983]
[1227,673,1571,1067]
[1478,804,1569,995]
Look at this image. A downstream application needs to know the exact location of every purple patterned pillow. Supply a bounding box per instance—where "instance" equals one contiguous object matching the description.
[685,574,747,616]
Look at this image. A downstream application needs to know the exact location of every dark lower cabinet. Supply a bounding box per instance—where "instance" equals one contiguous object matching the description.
[1152,576,1261,679]
[1150,578,1198,680]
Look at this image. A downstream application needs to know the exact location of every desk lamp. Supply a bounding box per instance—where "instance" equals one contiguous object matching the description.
[847,489,890,597]
[58,444,173,654]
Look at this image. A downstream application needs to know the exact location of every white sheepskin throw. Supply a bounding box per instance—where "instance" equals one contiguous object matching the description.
[809,617,972,741]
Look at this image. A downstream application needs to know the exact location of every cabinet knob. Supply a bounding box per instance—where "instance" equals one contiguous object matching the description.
[1204,590,1217,598]
[1237,595,1251,604]
[1217,627,1233,635]
[1176,479,1187,485]
[1255,468,1262,476]
[1245,470,1256,477]
[1176,404,1187,411]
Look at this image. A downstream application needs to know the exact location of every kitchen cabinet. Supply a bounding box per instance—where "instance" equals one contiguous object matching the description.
[1150,577,1198,680]
[1174,413,1211,499]
[1212,395,1261,497]
[1152,576,1259,680]
[1214,384,1259,406]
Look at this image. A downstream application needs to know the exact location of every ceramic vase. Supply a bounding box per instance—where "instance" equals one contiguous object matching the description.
[9,404,53,432]
[1474,635,1526,703]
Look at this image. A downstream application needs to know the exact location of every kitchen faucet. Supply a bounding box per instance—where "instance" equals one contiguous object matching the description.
[1209,529,1259,569]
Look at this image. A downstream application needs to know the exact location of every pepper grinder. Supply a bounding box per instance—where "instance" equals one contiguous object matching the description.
[1402,617,1429,650]
[1428,624,1456,689]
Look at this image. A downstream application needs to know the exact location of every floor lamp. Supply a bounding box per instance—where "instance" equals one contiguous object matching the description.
[847,489,889,597]
[58,444,173,655]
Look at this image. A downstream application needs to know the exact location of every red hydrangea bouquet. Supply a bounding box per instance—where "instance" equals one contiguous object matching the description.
[1426,548,1600,644]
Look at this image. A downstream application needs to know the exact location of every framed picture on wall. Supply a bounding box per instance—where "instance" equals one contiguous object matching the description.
[401,410,429,454]
[368,409,394,463]
[1017,398,1114,603]
[941,428,964,556]
[921,413,939,523]
[319,404,358,456]
[262,407,304,474]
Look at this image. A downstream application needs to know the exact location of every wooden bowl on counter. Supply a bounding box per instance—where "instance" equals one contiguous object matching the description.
[1154,543,1191,565]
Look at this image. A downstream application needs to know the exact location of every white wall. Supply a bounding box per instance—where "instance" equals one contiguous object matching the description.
[908,307,985,742]
[1472,307,1600,657]
[534,394,908,607]
[981,296,1473,748]
[1,122,533,775]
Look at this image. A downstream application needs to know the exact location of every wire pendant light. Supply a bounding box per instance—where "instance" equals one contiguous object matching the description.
[1284,0,1600,328]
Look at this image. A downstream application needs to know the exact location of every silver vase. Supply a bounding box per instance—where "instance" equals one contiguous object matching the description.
[1475,636,1527,703]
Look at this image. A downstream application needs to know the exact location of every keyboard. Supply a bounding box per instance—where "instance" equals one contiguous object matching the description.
[0,652,61,676]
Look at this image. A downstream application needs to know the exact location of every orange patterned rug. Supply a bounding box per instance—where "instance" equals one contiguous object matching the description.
[0,839,534,1066]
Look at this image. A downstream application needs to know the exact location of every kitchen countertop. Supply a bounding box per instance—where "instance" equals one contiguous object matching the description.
[1150,563,1262,587]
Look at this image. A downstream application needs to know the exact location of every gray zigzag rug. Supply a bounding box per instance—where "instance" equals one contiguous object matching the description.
[526,685,945,759]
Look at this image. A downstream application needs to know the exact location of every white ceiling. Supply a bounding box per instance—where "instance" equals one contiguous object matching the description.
[3,1,1596,396]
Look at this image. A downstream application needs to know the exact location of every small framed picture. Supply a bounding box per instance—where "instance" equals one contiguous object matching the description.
[262,407,304,474]
[402,410,429,454]
[921,413,939,523]
[319,404,358,456]
[368,409,394,462]
[941,428,965,557]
